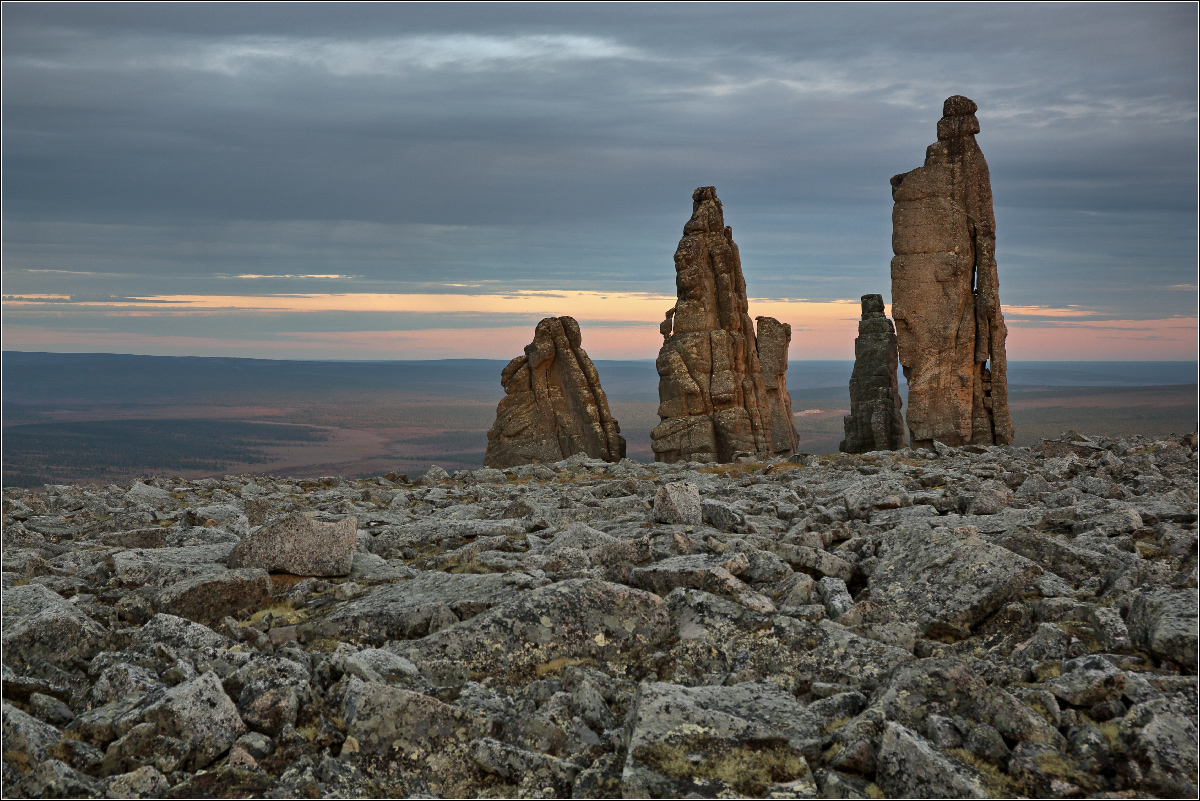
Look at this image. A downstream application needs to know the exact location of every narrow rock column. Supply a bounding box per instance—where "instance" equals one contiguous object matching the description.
[890,95,1014,449]
[651,187,799,463]
[840,294,905,453]
[484,316,625,468]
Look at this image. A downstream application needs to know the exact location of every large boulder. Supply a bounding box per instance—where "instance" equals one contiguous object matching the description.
[621,681,816,797]
[876,722,987,798]
[869,524,1041,635]
[650,186,798,463]
[484,316,625,468]
[401,579,669,683]
[227,514,356,576]
[890,95,1013,448]
[1126,588,1197,672]
[340,679,489,797]
[300,571,542,647]
[2,584,107,670]
[152,569,271,624]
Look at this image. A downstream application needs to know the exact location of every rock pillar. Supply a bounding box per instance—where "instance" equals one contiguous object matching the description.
[484,316,626,468]
[650,186,799,463]
[890,96,1013,449]
[840,294,905,453]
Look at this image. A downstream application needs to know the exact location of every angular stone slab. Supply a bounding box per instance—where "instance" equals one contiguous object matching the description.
[227,514,356,576]
[2,584,108,670]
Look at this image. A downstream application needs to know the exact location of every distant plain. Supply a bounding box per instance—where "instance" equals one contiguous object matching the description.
[2,352,1195,487]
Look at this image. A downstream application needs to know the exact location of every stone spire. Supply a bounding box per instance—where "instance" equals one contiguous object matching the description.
[650,186,799,463]
[484,316,625,468]
[840,294,905,453]
[889,96,1013,449]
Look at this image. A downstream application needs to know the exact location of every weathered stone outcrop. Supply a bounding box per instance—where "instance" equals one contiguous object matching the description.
[840,294,905,453]
[484,316,625,468]
[890,96,1013,449]
[651,187,799,463]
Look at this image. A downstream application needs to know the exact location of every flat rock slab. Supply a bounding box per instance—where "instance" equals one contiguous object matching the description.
[228,514,356,576]
[113,544,233,588]
[876,722,987,798]
[870,524,1041,633]
[302,571,543,647]
[401,579,670,682]
[622,681,816,798]
[2,584,108,670]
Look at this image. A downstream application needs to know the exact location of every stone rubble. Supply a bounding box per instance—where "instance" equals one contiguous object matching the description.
[1,429,1196,798]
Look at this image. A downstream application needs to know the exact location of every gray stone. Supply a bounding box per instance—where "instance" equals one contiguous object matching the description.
[2,583,107,669]
[871,524,1041,633]
[876,721,987,798]
[652,481,702,526]
[1126,587,1197,671]
[103,765,169,799]
[113,544,233,587]
[1048,655,1127,706]
[139,671,245,768]
[621,681,816,798]
[152,568,271,624]
[628,553,748,597]
[227,514,357,576]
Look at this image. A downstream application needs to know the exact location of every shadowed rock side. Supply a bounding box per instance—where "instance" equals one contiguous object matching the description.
[890,95,1013,450]
[841,294,905,453]
[484,316,625,468]
[651,187,799,463]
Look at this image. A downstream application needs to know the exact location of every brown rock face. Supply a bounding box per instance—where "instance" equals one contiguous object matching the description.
[890,96,1013,449]
[651,187,799,463]
[840,294,905,453]
[484,316,625,468]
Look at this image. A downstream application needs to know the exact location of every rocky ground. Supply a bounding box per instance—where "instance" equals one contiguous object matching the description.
[2,430,1197,799]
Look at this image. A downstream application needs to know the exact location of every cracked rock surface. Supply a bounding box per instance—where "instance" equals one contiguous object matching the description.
[2,431,1196,798]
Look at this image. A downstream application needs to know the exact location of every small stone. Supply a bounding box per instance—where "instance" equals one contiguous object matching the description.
[652,482,702,526]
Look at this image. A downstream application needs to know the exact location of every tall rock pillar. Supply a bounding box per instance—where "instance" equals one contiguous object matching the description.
[650,187,799,463]
[890,96,1013,449]
[840,294,905,453]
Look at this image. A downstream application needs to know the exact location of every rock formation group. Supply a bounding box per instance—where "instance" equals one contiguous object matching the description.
[484,96,1014,467]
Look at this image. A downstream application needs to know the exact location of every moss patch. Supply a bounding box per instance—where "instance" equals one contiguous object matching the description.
[633,734,807,797]
[945,748,1016,799]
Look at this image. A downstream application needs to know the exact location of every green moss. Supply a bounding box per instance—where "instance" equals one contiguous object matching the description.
[865,782,885,799]
[633,734,807,796]
[945,748,1016,799]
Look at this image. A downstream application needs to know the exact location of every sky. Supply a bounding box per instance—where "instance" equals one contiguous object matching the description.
[3,2,1197,361]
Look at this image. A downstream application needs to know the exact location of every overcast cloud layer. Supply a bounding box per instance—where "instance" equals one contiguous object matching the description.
[2,3,1197,359]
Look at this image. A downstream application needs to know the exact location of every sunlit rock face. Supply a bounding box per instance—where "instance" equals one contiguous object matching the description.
[890,95,1014,449]
[840,294,905,453]
[651,187,799,464]
[484,316,625,468]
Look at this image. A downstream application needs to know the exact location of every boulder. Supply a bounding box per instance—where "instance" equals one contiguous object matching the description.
[402,579,669,683]
[152,569,271,624]
[622,681,816,797]
[227,514,356,576]
[2,584,107,670]
[484,316,625,468]
[340,679,489,796]
[840,294,905,453]
[651,186,798,462]
[1126,587,1197,671]
[890,95,1013,448]
[876,722,988,798]
[870,525,1041,634]
[651,481,702,526]
[139,672,244,768]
